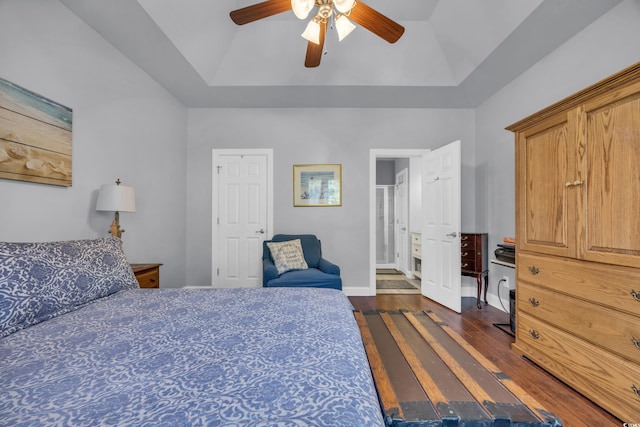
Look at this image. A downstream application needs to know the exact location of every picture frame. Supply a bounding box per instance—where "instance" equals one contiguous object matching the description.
[293,164,342,207]
[0,77,73,187]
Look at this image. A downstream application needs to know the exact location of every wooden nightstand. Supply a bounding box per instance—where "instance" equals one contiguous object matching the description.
[130,263,162,288]
[460,233,488,309]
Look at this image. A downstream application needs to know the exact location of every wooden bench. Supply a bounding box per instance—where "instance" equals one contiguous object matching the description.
[355,309,562,426]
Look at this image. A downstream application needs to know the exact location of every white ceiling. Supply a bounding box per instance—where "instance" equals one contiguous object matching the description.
[59,0,622,107]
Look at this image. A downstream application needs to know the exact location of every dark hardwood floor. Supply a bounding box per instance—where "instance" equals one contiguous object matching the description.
[349,295,622,427]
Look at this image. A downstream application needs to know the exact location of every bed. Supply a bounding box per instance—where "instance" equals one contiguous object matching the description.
[0,237,384,426]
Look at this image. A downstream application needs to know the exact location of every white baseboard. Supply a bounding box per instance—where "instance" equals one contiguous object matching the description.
[342,286,376,296]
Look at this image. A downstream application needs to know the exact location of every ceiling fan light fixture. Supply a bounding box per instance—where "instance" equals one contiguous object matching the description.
[335,14,355,41]
[291,0,314,20]
[333,0,356,14]
[301,18,321,44]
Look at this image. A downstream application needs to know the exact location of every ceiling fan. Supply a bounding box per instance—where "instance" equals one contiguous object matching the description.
[230,0,405,68]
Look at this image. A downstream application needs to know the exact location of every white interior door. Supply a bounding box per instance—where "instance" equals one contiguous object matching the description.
[421,140,461,312]
[213,150,272,288]
[395,168,409,275]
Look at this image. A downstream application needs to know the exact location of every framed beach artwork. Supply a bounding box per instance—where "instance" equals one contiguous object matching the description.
[0,77,73,186]
[293,164,342,207]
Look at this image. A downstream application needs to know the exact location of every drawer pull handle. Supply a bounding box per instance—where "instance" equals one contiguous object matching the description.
[528,298,540,307]
[461,263,469,268]
[462,252,468,257]
[632,289,640,301]
[633,337,640,350]
[528,266,540,275]
[529,329,540,340]
[461,243,469,248]
[633,384,640,398]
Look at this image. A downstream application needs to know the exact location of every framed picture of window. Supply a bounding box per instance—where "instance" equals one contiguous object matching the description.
[293,164,342,207]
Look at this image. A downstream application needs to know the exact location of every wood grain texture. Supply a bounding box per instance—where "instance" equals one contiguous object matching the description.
[510,63,640,424]
[350,295,623,426]
[304,20,326,68]
[583,85,640,266]
[517,312,640,422]
[348,1,404,44]
[230,0,292,25]
[353,311,402,418]
[0,78,72,186]
[507,62,640,132]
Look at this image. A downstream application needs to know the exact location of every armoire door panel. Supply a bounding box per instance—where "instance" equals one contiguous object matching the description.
[516,113,577,258]
[581,89,640,267]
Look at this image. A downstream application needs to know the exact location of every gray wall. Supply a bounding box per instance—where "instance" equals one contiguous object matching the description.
[376,160,395,185]
[2,0,639,304]
[475,0,640,308]
[0,0,188,287]
[186,108,475,290]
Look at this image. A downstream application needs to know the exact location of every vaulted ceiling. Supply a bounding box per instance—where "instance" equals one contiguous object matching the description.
[60,0,622,107]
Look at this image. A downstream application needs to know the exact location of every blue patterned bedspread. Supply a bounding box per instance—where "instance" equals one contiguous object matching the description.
[0,288,384,427]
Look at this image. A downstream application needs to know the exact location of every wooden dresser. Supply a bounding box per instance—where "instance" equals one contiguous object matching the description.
[460,233,488,309]
[130,263,162,288]
[507,62,640,421]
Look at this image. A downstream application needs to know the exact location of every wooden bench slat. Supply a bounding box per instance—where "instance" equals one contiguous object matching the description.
[354,311,403,419]
[355,309,562,426]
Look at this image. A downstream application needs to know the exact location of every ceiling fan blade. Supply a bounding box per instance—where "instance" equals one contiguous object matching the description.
[348,1,405,43]
[230,0,292,25]
[304,21,327,68]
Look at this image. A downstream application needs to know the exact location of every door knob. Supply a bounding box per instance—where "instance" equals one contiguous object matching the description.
[256,228,265,234]
[446,232,458,238]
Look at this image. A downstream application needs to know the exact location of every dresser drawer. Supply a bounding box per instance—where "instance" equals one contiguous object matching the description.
[412,245,421,258]
[460,258,477,271]
[131,264,162,288]
[461,249,482,267]
[411,233,421,245]
[460,235,479,250]
[517,252,640,317]
[518,281,640,365]
[135,269,159,288]
[516,312,640,422]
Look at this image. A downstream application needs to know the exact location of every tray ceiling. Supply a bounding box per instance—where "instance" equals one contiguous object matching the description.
[60,0,622,107]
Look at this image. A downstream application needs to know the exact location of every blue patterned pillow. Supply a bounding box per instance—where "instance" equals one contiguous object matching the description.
[0,237,139,338]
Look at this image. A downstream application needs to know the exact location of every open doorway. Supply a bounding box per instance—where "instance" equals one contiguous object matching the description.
[369,149,426,296]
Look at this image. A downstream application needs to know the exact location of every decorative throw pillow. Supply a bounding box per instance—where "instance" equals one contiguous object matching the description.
[0,237,139,338]
[267,239,308,275]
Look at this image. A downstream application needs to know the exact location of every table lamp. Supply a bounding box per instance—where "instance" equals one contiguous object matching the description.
[96,178,136,238]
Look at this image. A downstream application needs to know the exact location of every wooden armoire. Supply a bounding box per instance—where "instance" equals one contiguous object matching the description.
[507,62,640,422]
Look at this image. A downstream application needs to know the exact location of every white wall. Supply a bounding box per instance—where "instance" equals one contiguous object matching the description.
[475,0,640,310]
[0,0,188,287]
[187,108,475,291]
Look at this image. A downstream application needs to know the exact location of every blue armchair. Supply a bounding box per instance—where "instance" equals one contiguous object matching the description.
[262,234,342,290]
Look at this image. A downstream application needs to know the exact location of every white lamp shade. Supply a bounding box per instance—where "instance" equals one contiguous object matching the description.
[96,184,136,212]
[333,0,355,13]
[301,19,321,44]
[291,0,314,19]
[335,14,356,41]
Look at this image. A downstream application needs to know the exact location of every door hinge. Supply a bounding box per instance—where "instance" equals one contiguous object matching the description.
[217,217,219,225]
[217,268,219,276]
[216,165,222,174]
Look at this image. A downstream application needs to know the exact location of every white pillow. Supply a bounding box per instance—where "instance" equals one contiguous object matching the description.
[267,239,309,275]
